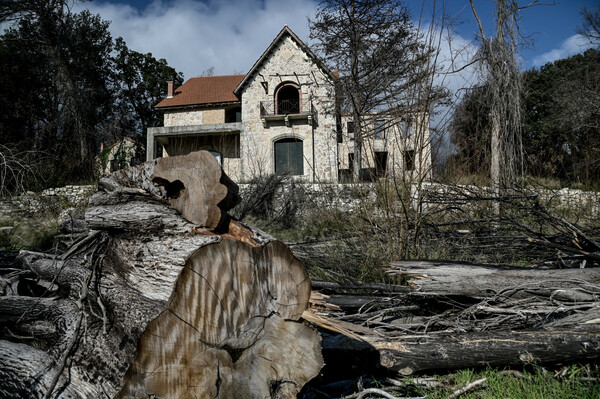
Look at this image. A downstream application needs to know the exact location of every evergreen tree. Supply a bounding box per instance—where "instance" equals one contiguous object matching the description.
[0,1,182,190]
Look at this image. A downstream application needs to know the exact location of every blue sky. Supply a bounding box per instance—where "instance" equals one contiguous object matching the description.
[430,0,598,68]
[82,0,598,80]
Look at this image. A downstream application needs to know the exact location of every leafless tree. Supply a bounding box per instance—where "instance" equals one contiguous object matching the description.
[469,0,527,201]
[309,0,430,181]
[0,144,46,197]
[578,6,600,46]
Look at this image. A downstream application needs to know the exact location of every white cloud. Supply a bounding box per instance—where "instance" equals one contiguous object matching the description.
[79,0,317,78]
[532,34,595,67]
[81,0,480,102]
[419,25,480,127]
[433,29,480,101]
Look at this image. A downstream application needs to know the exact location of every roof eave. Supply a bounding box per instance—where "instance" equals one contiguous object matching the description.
[155,100,241,111]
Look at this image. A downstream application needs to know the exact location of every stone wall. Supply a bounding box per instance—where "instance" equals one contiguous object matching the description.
[163,108,227,127]
[415,182,600,214]
[163,109,204,126]
[235,182,376,218]
[0,185,96,219]
[3,181,597,224]
[235,181,600,221]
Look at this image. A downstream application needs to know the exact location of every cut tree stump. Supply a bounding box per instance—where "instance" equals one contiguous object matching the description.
[0,151,322,398]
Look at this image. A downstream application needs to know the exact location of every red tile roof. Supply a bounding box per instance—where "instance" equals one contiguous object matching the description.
[156,74,245,109]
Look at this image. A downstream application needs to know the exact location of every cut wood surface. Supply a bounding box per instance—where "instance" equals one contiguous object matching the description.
[0,151,321,398]
[118,239,319,399]
[152,151,240,230]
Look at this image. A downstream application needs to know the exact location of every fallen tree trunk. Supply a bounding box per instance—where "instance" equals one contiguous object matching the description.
[321,325,600,375]
[371,326,600,375]
[310,260,600,377]
[387,260,600,299]
[0,151,322,398]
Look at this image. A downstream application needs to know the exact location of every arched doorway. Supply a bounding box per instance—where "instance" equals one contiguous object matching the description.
[275,83,300,114]
[274,138,303,175]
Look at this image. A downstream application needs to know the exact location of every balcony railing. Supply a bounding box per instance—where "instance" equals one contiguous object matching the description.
[260,100,311,116]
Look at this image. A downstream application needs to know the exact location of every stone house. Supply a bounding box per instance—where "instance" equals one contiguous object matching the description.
[97,137,140,177]
[147,26,431,183]
[338,111,431,182]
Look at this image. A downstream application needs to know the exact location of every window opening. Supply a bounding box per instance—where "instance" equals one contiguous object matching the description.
[274,138,303,175]
[225,106,242,123]
[375,152,388,177]
[375,119,385,139]
[404,150,415,171]
[402,119,412,138]
[276,84,300,114]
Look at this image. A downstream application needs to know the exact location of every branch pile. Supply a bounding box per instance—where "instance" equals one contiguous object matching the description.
[309,260,600,377]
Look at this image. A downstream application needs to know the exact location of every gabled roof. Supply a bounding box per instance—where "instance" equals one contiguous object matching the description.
[155,75,245,109]
[234,25,337,95]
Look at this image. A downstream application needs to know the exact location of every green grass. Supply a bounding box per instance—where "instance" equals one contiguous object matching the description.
[410,365,600,399]
[0,215,59,251]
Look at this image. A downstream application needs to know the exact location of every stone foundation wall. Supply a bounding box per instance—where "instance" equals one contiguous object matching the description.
[415,182,600,214]
[236,181,600,220]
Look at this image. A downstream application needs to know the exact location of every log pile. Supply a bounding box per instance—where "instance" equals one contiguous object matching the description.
[1,151,599,398]
[309,260,600,378]
[0,151,322,398]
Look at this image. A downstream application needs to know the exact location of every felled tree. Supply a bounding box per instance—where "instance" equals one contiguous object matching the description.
[0,151,322,398]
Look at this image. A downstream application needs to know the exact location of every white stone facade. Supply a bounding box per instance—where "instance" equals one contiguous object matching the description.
[238,34,338,182]
[338,112,432,181]
[147,26,432,184]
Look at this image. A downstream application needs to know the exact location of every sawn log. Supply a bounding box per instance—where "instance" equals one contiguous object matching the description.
[0,151,323,399]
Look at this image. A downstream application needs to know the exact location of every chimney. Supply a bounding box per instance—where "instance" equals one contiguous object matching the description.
[167,80,174,98]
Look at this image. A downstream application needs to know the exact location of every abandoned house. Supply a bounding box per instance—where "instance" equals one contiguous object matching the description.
[98,137,140,177]
[146,25,431,183]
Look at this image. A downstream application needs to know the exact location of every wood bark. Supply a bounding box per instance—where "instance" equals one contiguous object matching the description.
[321,325,600,375]
[387,260,600,299]
[311,260,600,376]
[0,151,322,398]
[368,327,600,375]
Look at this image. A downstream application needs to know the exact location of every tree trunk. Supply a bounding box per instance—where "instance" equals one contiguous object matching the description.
[387,260,600,299]
[312,259,600,377]
[324,324,600,375]
[0,151,322,398]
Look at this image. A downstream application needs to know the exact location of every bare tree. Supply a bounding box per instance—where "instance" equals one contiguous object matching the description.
[309,0,429,181]
[0,144,46,197]
[469,0,526,200]
[578,6,600,46]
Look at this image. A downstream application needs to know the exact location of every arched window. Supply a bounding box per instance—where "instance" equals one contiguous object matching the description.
[274,138,303,175]
[275,83,300,114]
